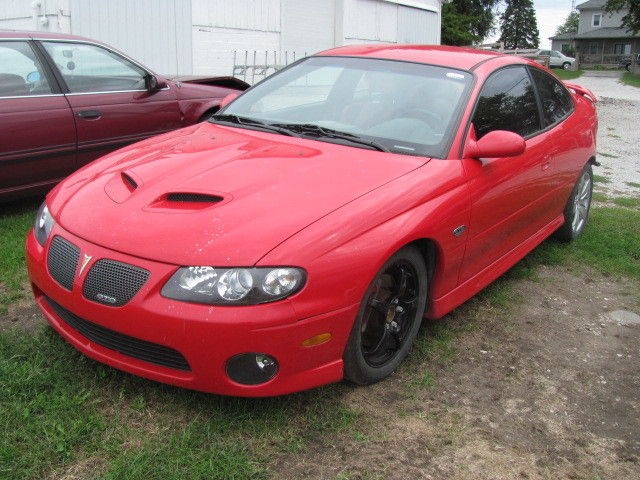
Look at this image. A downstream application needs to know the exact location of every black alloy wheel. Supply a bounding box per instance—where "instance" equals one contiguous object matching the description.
[344,246,428,385]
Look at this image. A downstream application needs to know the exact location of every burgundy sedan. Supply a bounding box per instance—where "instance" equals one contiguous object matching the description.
[0,31,247,201]
[27,45,598,396]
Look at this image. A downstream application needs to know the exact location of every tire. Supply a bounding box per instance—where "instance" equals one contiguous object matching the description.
[562,62,571,70]
[343,246,428,385]
[554,164,593,242]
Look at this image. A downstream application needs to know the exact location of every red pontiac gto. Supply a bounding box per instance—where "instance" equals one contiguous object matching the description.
[0,30,247,201]
[26,45,598,396]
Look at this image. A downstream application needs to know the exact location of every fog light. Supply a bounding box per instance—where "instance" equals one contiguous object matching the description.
[226,353,278,385]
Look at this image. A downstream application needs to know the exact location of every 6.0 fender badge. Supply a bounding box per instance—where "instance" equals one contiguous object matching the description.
[78,254,92,276]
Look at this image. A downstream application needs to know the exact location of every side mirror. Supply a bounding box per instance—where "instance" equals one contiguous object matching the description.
[466,130,526,159]
[219,93,239,109]
[145,74,167,91]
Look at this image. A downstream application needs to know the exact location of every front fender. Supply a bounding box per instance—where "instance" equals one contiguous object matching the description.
[258,160,470,320]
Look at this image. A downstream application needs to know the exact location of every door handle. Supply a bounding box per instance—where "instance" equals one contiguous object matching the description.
[77,109,102,119]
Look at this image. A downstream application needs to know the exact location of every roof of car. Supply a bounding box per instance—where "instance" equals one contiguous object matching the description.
[0,30,94,42]
[317,44,506,71]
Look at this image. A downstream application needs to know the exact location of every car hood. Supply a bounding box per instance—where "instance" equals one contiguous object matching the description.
[51,123,428,266]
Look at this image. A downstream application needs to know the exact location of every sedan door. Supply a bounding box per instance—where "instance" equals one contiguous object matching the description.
[39,40,183,166]
[0,40,76,198]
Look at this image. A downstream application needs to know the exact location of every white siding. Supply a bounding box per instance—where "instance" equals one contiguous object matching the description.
[280,0,335,55]
[192,26,280,76]
[191,0,281,76]
[343,0,440,45]
[0,0,71,33]
[69,0,192,76]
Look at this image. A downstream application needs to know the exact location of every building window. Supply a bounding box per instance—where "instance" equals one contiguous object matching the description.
[613,44,631,55]
[592,13,601,27]
[589,44,598,55]
[561,43,571,54]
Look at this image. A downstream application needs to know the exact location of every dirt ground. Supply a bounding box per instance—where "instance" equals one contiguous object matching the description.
[272,266,640,480]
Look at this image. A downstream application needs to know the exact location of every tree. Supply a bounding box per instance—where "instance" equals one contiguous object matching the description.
[605,0,640,34]
[556,11,579,35]
[499,0,540,49]
[441,0,501,46]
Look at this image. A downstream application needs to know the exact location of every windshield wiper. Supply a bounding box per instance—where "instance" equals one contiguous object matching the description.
[211,114,294,136]
[271,123,390,152]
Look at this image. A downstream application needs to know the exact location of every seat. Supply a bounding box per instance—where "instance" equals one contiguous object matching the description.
[0,73,30,97]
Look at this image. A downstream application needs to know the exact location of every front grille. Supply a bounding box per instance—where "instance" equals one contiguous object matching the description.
[47,236,80,290]
[44,296,190,371]
[83,259,149,306]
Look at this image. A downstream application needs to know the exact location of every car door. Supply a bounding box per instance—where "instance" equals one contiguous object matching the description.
[0,40,76,198]
[459,65,551,282]
[38,40,183,166]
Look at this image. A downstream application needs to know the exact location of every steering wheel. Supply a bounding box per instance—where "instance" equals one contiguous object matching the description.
[398,108,442,130]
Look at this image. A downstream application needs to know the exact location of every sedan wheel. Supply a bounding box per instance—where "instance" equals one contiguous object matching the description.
[555,164,593,241]
[563,62,571,70]
[343,246,428,385]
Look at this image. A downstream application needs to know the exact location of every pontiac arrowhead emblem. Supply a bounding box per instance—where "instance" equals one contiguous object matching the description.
[78,254,92,276]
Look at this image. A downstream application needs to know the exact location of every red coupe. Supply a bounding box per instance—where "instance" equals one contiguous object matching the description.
[26,45,598,396]
[0,30,247,201]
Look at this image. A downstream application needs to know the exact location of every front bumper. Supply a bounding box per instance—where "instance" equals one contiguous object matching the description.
[26,224,357,396]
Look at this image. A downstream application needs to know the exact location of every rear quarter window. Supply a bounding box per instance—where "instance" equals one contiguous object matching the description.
[529,68,574,126]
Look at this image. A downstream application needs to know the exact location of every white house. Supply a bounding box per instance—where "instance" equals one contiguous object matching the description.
[0,0,444,76]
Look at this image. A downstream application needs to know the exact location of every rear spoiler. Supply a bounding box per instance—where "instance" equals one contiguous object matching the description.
[564,82,598,103]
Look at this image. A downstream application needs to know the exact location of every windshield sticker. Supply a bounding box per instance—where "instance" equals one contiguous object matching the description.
[446,72,466,80]
[393,145,416,151]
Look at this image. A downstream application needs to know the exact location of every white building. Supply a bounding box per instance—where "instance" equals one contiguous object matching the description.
[0,0,443,76]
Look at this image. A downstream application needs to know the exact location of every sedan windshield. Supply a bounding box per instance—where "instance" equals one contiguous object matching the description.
[215,56,473,158]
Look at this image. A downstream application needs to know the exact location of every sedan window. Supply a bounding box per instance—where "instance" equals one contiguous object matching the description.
[0,41,53,97]
[41,41,146,94]
[529,68,573,127]
[472,66,541,139]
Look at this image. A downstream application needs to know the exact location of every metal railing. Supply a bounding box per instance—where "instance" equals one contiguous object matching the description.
[232,50,308,85]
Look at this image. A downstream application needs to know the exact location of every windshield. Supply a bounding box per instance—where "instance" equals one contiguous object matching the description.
[216,56,473,158]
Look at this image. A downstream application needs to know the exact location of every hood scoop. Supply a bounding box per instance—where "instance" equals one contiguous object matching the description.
[166,192,224,203]
[104,171,141,203]
[147,192,228,211]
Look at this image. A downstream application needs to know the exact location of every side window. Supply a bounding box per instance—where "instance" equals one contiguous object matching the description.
[472,67,541,139]
[41,41,146,93]
[529,68,573,126]
[0,41,53,97]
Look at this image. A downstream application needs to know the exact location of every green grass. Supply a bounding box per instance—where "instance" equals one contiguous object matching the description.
[592,192,609,202]
[593,174,611,184]
[0,200,40,310]
[553,69,583,80]
[613,197,640,209]
[626,182,640,189]
[597,151,619,158]
[1,203,639,478]
[0,327,359,480]
[621,71,640,88]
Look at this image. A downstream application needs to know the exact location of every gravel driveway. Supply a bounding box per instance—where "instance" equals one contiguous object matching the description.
[570,71,640,197]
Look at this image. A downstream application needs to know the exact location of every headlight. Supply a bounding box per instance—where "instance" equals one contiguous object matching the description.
[34,203,55,246]
[161,266,306,305]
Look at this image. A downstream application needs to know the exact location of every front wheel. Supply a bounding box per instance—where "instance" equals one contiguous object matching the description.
[555,164,593,242]
[562,62,571,70]
[343,246,428,385]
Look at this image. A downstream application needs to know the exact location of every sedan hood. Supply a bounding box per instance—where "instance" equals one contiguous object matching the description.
[52,123,427,266]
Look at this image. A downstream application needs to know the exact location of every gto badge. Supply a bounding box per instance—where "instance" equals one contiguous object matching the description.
[78,254,92,276]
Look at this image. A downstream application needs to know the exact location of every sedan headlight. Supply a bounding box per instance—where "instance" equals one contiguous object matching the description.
[34,203,55,246]
[161,266,306,305]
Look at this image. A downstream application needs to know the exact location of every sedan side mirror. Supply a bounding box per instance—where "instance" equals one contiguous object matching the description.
[145,74,167,91]
[466,130,526,159]
[219,93,239,109]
